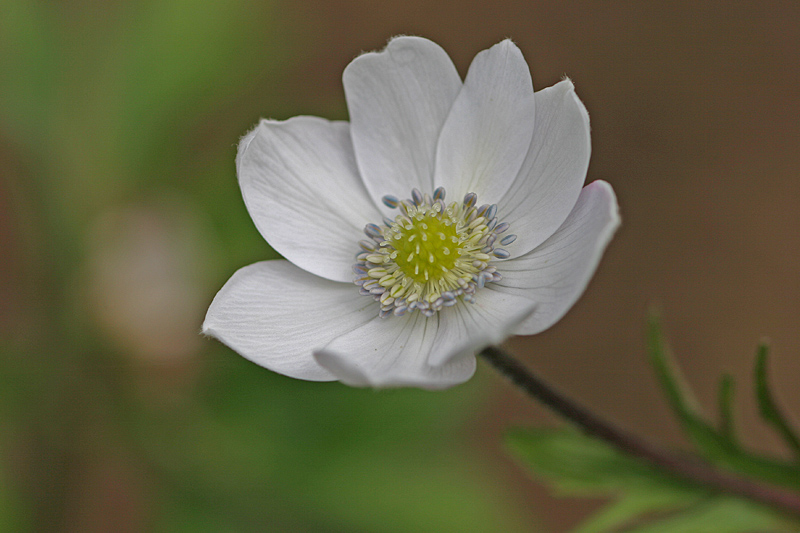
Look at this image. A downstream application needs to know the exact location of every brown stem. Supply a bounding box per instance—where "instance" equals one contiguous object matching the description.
[479,345,800,517]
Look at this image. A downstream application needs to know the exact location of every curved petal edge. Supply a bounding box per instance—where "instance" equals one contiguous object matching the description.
[344,36,462,202]
[313,312,478,390]
[203,260,378,381]
[496,79,592,255]
[494,180,620,336]
[434,39,536,204]
[237,116,382,282]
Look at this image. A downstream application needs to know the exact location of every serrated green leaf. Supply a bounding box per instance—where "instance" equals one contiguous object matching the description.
[507,427,701,496]
[507,427,705,533]
[647,314,735,459]
[647,316,800,489]
[717,373,737,447]
[623,496,788,533]
[755,343,800,459]
[506,428,795,533]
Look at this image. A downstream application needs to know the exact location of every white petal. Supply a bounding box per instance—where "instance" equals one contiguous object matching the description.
[434,40,535,203]
[497,80,592,255]
[427,289,537,367]
[237,116,383,282]
[203,260,377,381]
[344,36,462,200]
[313,313,477,390]
[492,181,620,335]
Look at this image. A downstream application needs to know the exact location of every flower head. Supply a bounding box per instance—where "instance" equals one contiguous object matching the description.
[203,37,620,389]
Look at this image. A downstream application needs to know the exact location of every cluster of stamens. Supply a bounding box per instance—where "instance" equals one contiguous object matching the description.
[352,187,516,318]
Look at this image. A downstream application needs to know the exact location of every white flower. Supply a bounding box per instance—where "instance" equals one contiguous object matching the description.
[203,37,620,389]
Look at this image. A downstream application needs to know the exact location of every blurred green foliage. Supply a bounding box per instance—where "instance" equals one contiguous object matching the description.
[507,428,787,533]
[507,316,800,532]
[0,1,532,530]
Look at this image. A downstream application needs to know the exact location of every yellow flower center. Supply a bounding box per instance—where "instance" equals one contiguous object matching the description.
[392,209,461,283]
[353,188,515,318]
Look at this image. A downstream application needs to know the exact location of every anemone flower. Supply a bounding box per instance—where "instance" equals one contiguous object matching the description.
[203,36,619,389]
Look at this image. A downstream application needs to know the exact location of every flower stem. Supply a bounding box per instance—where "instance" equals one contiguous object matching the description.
[479,345,800,517]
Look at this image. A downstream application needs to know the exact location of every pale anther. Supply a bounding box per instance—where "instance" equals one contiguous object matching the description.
[382,195,399,209]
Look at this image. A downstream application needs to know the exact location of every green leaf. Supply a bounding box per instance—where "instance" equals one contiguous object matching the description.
[572,492,693,533]
[647,315,800,490]
[507,427,705,532]
[507,428,792,532]
[755,343,800,459]
[507,427,701,497]
[623,497,789,533]
[647,314,733,458]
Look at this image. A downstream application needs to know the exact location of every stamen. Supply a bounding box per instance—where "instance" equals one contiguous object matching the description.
[382,195,399,208]
[352,188,514,318]
[364,223,383,239]
[463,192,477,208]
[359,240,376,252]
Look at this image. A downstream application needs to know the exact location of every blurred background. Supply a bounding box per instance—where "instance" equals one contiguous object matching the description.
[2,1,799,531]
